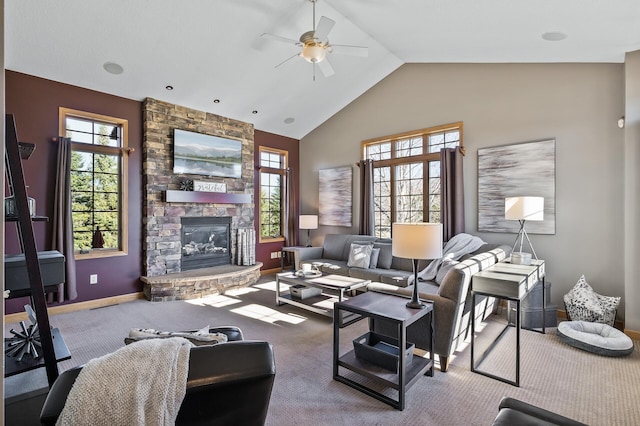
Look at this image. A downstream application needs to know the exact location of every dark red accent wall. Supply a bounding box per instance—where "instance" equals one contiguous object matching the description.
[4,71,301,313]
[4,71,143,314]
[254,130,300,271]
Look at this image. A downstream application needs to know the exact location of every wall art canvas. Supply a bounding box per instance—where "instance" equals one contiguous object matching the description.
[319,166,352,227]
[478,139,555,234]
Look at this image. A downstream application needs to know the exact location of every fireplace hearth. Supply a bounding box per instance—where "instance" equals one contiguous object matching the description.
[181,217,231,271]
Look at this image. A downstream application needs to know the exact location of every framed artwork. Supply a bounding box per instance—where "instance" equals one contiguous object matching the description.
[478,139,555,234]
[319,166,353,227]
[173,129,242,178]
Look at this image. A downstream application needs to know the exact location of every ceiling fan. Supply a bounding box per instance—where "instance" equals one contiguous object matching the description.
[260,0,368,80]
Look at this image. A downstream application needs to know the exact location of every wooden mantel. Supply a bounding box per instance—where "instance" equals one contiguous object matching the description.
[165,190,251,204]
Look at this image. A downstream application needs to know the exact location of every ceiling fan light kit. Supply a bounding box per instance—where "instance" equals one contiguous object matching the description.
[261,0,367,79]
[301,43,327,63]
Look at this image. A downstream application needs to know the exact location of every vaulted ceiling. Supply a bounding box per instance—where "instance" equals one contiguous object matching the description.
[5,0,640,139]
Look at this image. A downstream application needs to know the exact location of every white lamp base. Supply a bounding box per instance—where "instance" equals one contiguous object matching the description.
[511,252,532,265]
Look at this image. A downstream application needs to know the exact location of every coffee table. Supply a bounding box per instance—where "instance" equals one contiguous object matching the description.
[275,272,370,320]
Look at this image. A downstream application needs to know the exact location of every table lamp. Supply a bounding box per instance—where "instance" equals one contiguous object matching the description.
[299,215,318,247]
[392,222,443,309]
[505,196,544,265]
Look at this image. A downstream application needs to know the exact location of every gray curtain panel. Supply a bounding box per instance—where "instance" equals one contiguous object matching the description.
[285,167,297,246]
[358,159,375,236]
[440,147,465,242]
[50,137,77,302]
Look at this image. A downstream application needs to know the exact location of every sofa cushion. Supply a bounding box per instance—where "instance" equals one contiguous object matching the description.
[347,243,373,268]
[318,260,349,276]
[321,234,352,260]
[378,269,413,287]
[373,242,393,269]
[391,256,414,272]
[348,267,382,282]
[369,248,380,269]
[341,235,377,260]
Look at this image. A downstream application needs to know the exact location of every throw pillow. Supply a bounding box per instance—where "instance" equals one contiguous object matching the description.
[369,248,380,269]
[435,259,459,285]
[373,242,393,269]
[347,243,373,268]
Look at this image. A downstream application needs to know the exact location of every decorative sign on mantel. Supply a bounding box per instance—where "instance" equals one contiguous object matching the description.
[194,181,227,193]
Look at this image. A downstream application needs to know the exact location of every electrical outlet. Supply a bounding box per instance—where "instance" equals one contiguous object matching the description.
[90,274,98,285]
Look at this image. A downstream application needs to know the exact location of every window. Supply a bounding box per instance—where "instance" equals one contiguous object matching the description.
[259,147,287,242]
[59,107,128,258]
[363,122,462,239]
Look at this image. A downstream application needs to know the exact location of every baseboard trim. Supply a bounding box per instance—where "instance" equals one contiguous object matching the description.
[261,267,282,275]
[623,329,640,341]
[4,292,145,323]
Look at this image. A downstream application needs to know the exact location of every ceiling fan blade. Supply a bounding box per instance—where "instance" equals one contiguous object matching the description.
[330,44,369,58]
[314,16,335,43]
[261,33,301,46]
[317,58,335,78]
[275,53,301,69]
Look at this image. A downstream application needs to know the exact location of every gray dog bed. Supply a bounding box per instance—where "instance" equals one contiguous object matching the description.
[557,321,634,357]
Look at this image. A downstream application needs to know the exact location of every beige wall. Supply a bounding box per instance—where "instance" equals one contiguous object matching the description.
[300,63,629,320]
[624,51,640,332]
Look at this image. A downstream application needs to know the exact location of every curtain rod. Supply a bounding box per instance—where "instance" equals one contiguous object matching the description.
[51,137,134,153]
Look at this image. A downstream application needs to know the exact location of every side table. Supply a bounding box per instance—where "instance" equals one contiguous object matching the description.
[333,292,434,410]
[280,246,306,271]
[470,259,545,387]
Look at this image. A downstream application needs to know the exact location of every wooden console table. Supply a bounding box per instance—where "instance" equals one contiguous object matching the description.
[470,259,545,387]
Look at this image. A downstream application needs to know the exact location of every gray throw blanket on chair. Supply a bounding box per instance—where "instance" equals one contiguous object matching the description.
[57,337,191,426]
[417,233,486,282]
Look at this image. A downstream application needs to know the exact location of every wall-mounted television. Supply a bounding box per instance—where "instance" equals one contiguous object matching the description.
[173,129,242,178]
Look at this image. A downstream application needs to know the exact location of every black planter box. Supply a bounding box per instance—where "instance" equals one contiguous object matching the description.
[353,331,414,373]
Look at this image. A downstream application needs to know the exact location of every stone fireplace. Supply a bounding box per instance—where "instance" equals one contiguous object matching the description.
[140,98,260,301]
[181,217,231,271]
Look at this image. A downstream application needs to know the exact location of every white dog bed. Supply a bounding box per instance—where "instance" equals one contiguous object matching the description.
[557,321,634,357]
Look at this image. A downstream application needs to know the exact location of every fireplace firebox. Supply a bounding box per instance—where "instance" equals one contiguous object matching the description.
[181,217,231,271]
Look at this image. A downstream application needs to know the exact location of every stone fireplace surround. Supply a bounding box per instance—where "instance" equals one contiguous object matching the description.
[141,98,260,301]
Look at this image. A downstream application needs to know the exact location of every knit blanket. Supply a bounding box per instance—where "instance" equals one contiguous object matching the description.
[56,337,191,426]
[417,233,486,282]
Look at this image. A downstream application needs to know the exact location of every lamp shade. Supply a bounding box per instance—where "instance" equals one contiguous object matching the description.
[505,197,544,221]
[299,215,318,230]
[392,223,443,260]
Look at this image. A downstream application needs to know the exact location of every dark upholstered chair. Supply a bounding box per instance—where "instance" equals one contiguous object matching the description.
[492,397,586,426]
[40,327,276,426]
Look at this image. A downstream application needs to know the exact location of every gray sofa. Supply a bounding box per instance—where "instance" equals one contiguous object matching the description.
[294,234,421,287]
[295,233,511,372]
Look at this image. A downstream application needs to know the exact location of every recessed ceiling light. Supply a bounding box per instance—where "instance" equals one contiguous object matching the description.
[165,85,174,91]
[213,99,220,103]
[103,62,124,75]
[252,110,258,114]
[284,117,295,124]
[541,32,567,41]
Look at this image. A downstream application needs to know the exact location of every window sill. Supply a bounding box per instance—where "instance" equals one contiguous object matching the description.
[75,249,128,260]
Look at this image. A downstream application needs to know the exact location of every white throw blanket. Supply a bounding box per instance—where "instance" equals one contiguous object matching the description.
[417,233,486,282]
[57,337,191,426]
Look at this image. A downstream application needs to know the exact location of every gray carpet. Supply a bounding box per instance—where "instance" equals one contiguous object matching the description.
[5,274,640,425]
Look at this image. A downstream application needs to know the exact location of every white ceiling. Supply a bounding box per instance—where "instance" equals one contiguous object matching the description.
[5,0,640,139]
